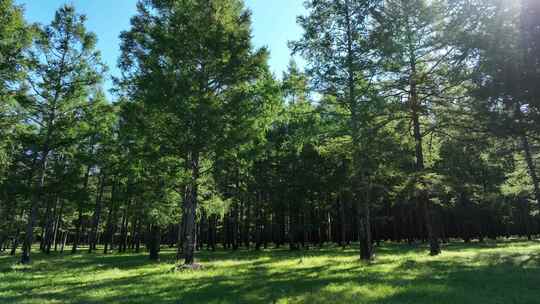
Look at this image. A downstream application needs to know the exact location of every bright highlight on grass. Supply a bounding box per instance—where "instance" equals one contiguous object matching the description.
[1,240,540,304]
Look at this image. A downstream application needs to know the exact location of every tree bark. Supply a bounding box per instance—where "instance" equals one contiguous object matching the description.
[53,200,65,252]
[60,231,67,253]
[119,203,129,253]
[71,207,84,254]
[10,228,20,256]
[44,197,60,254]
[343,0,374,260]
[410,55,440,256]
[89,173,106,253]
[521,134,540,206]
[359,184,373,261]
[148,224,161,261]
[40,196,54,252]
[103,180,117,254]
[180,151,199,265]
[21,152,48,264]
[338,195,346,247]
[72,165,91,254]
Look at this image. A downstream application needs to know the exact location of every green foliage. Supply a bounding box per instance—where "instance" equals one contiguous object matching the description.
[22,4,106,153]
[1,0,539,269]
[0,0,32,180]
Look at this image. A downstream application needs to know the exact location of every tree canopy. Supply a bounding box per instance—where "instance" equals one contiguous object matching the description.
[0,0,539,267]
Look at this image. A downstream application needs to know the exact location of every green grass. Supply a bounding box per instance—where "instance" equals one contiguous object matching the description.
[1,240,540,304]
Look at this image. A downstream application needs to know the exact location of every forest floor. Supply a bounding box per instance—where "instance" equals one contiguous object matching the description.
[1,240,540,304]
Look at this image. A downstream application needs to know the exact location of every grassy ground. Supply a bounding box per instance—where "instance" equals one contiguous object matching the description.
[1,240,540,304]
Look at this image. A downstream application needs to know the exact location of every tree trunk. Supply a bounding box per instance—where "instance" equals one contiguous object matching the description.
[103,185,117,254]
[176,220,184,259]
[21,152,48,264]
[119,203,129,253]
[521,134,540,207]
[303,203,310,249]
[338,195,346,248]
[410,57,440,256]
[71,207,84,254]
[45,197,60,254]
[72,165,91,254]
[180,151,199,265]
[232,203,239,250]
[359,185,373,261]
[60,231,67,253]
[148,224,161,261]
[10,228,20,256]
[255,192,263,250]
[53,200,65,252]
[343,0,374,260]
[288,205,298,251]
[40,197,54,252]
[89,173,106,253]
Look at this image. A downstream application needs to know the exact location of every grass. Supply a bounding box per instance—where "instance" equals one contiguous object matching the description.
[1,240,540,304]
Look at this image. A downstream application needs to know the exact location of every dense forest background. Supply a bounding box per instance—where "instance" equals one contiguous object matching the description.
[0,0,539,266]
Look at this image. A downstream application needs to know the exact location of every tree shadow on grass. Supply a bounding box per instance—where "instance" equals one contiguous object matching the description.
[91,254,540,304]
[2,241,540,304]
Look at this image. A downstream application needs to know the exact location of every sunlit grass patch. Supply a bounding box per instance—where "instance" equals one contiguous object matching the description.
[1,240,540,304]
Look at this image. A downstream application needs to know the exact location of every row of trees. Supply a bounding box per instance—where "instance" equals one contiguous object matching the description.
[0,0,539,266]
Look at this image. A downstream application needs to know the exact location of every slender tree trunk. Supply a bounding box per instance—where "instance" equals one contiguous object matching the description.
[232,203,239,250]
[44,197,60,254]
[0,235,5,253]
[103,182,117,254]
[119,204,129,253]
[21,152,48,264]
[103,207,115,254]
[303,202,310,249]
[148,224,161,261]
[255,192,263,250]
[53,200,65,252]
[359,184,373,260]
[410,57,440,256]
[210,215,217,251]
[338,195,346,248]
[522,197,532,240]
[10,228,20,256]
[72,165,91,254]
[134,217,142,253]
[243,200,250,249]
[288,203,298,251]
[40,197,54,252]
[521,134,540,206]
[60,231,67,253]
[232,174,241,251]
[180,151,199,265]
[342,0,374,260]
[71,207,84,254]
[89,173,106,253]
[196,213,204,251]
[176,220,184,259]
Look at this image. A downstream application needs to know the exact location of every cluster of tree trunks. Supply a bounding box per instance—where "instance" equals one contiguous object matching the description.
[3,193,538,260]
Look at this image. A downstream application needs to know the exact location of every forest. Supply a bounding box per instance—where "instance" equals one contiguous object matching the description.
[0,0,540,302]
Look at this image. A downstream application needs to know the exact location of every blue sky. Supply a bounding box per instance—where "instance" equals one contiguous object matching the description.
[15,0,305,98]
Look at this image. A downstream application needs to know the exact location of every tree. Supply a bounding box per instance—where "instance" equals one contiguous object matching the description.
[19,5,105,263]
[118,0,270,266]
[0,0,32,180]
[453,0,540,209]
[292,0,387,260]
[372,0,472,255]
[520,0,540,120]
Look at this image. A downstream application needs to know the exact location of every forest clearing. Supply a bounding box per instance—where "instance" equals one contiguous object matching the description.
[2,240,540,304]
[1,0,540,302]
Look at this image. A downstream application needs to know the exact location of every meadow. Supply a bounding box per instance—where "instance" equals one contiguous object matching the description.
[1,240,540,304]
